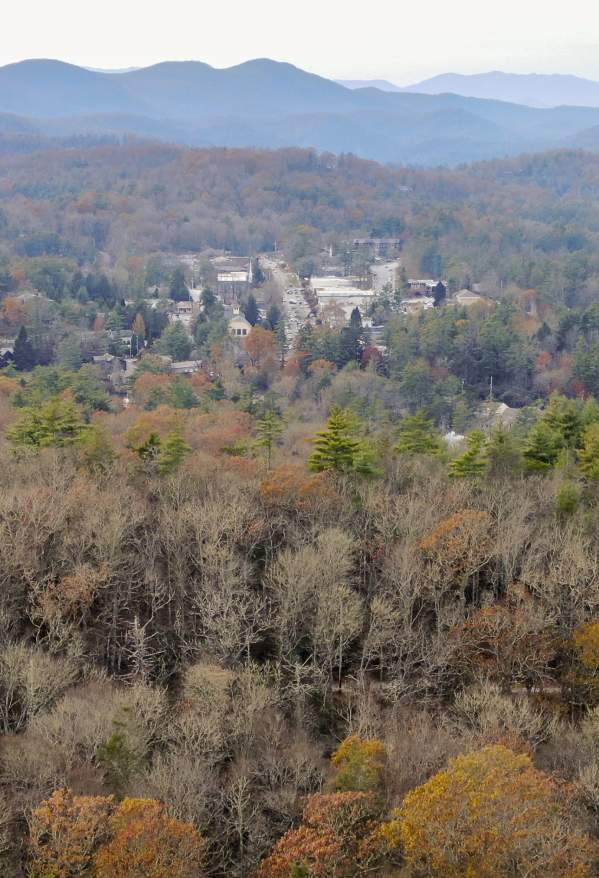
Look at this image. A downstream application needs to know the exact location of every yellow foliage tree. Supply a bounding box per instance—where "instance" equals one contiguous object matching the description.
[330,735,387,793]
[573,621,599,676]
[571,620,599,700]
[382,745,596,878]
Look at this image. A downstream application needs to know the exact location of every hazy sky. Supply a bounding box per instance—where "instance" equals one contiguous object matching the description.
[4,0,599,83]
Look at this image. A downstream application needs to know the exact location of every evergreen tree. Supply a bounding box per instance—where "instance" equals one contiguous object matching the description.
[255,410,284,470]
[556,481,580,517]
[452,397,471,434]
[266,304,282,329]
[275,320,288,367]
[169,267,189,302]
[132,432,162,462]
[486,424,521,478]
[542,395,584,449]
[337,324,364,367]
[244,294,260,326]
[350,307,362,328]
[252,258,265,285]
[8,396,88,449]
[448,430,487,478]
[56,337,84,371]
[579,422,599,480]
[201,286,217,312]
[523,420,563,472]
[395,410,443,455]
[159,322,192,361]
[351,440,383,478]
[13,325,36,371]
[168,377,198,410]
[157,430,192,475]
[308,407,362,474]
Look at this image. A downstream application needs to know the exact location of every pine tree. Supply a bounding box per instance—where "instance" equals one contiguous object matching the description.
[275,320,288,367]
[578,422,599,479]
[308,407,362,474]
[244,294,260,326]
[395,410,443,455]
[169,267,189,302]
[8,396,88,449]
[159,322,192,361]
[523,420,563,472]
[542,394,583,449]
[350,306,362,328]
[452,397,471,434]
[486,424,521,478]
[255,410,284,470]
[157,430,191,475]
[352,441,382,477]
[133,432,162,462]
[13,324,36,371]
[266,304,282,329]
[448,430,487,478]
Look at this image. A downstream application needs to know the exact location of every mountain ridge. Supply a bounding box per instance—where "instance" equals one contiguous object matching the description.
[4,59,599,165]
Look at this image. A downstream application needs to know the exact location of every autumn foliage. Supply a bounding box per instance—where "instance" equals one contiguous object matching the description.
[384,745,597,878]
[255,791,384,878]
[94,798,205,878]
[330,735,387,793]
[29,790,205,878]
[418,509,492,575]
[28,788,113,878]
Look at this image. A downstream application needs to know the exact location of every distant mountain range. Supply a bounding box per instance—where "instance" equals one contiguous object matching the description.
[4,59,599,165]
[339,71,599,108]
[336,79,403,93]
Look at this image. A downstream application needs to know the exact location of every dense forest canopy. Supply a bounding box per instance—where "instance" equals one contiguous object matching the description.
[1,144,599,307]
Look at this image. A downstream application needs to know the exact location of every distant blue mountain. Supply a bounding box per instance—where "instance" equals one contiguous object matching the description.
[402,71,599,108]
[337,79,402,92]
[4,59,599,165]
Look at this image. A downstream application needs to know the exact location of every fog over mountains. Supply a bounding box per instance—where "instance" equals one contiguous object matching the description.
[4,58,599,165]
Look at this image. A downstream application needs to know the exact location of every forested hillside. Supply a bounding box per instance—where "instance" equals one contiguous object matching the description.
[4,143,599,876]
[1,143,599,298]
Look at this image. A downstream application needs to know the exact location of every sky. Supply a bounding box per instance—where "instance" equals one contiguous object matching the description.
[4,0,599,84]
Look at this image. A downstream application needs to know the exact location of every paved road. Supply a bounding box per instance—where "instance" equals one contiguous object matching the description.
[371,261,400,294]
[262,256,311,342]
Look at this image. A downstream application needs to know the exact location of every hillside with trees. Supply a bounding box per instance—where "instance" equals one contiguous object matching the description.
[4,142,599,875]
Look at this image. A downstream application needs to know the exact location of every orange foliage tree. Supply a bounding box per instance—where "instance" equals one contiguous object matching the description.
[255,791,384,878]
[454,590,558,691]
[383,745,596,878]
[419,509,492,578]
[94,798,205,878]
[243,326,276,369]
[28,788,113,878]
[1,295,26,326]
[258,464,333,512]
[29,791,205,878]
